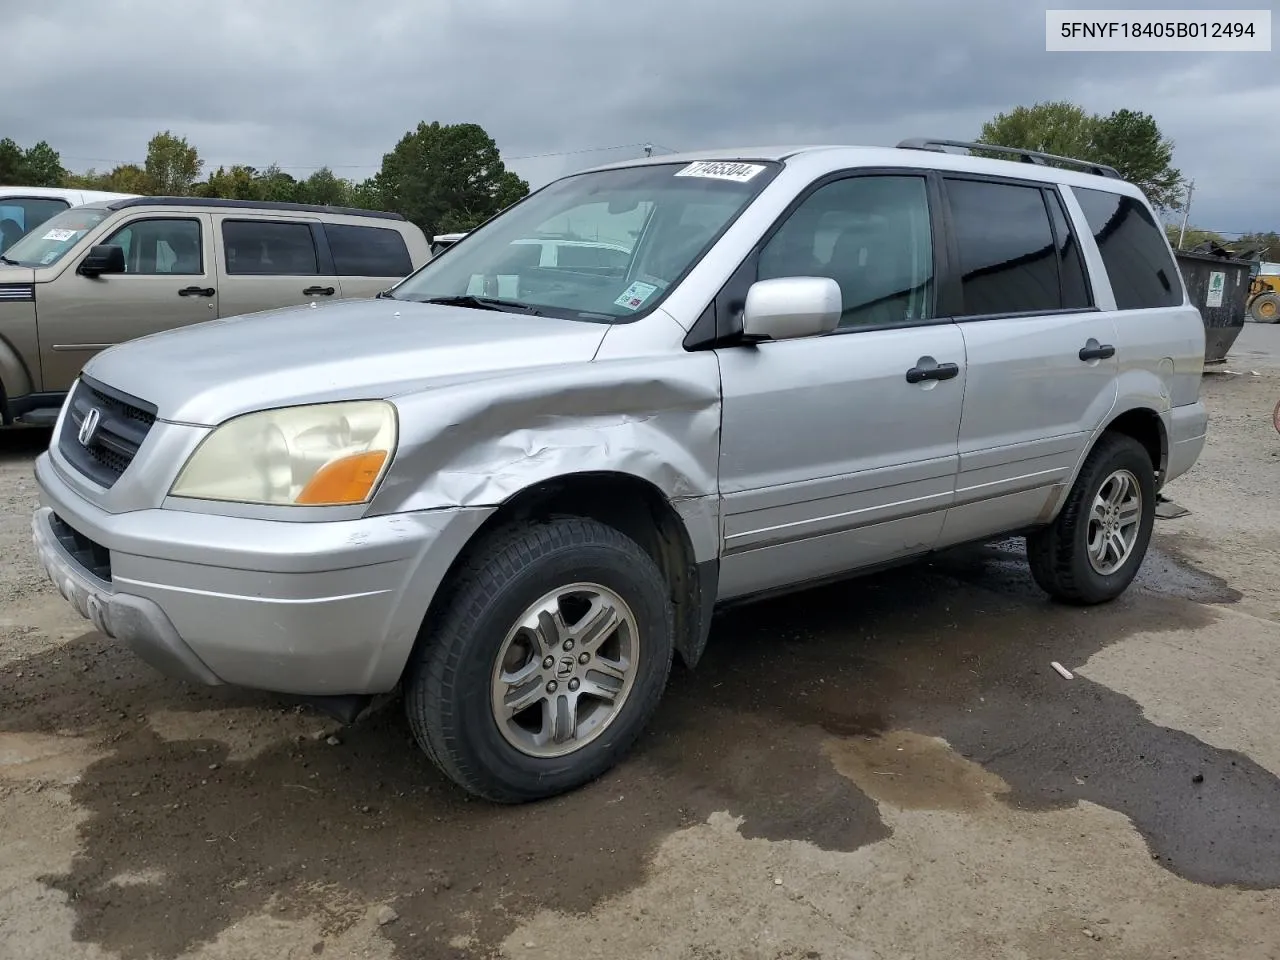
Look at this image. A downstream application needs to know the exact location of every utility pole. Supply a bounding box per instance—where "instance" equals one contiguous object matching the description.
[1177,178,1195,250]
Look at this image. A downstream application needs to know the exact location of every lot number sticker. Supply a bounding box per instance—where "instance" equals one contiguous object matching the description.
[614,280,658,310]
[41,228,78,242]
[1206,271,1226,308]
[674,161,766,182]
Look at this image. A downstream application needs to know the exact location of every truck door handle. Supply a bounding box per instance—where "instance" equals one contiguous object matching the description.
[303,286,335,296]
[178,286,215,297]
[1079,339,1115,361]
[905,359,960,384]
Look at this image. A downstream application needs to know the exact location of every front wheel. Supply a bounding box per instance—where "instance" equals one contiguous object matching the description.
[1026,433,1156,605]
[1250,292,1280,323]
[404,518,675,803]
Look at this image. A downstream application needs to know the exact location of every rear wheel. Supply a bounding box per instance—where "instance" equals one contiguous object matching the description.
[1250,292,1280,323]
[404,517,674,803]
[1026,433,1156,605]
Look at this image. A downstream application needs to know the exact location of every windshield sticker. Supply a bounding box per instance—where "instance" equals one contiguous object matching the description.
[674,161,766,183]
[41,228,78,242]
[41,251,60,264]
[614,280,658,310]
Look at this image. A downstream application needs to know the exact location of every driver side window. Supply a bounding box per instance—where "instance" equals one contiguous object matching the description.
[758,175,934,329]
[103,218,204,276]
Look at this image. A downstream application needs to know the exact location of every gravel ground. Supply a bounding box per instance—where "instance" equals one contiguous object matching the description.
[2,325,1279,960]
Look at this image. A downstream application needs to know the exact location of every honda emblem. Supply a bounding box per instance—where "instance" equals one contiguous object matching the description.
[78,406,102,447]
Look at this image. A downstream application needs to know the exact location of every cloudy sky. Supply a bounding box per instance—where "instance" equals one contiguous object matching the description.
[5,1,1276,236]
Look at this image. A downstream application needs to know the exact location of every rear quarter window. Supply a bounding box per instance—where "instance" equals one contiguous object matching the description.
[1072,187,1182,310]
[325,223,413,277]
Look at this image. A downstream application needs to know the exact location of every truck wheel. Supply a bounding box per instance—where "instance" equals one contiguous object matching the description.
[1250,292,1280,323]
[405,517,674,803]
[1026,433,1156,605]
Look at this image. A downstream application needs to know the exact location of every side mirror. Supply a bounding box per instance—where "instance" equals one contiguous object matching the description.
[741,276,841,341]
[79,244,125,278]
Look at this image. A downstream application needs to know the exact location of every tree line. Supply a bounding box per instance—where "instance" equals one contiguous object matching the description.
[0,121,530,241]
[5,103,1273,258]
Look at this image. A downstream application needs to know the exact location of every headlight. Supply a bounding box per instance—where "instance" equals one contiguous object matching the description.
[170,401,398,506]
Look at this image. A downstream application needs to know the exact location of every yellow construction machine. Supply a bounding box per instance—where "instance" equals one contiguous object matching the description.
[1248,264,1280,323]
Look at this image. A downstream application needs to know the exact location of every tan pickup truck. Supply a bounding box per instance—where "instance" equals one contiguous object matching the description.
[0,197,430,426]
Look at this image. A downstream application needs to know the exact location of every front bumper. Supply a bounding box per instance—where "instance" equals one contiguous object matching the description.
[32,451,493,695]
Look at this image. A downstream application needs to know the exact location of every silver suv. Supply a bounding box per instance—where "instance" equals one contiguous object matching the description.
[31,140,1208,803]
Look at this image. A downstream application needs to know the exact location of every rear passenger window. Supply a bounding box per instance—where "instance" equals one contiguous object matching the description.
[946,179,1059,316]
[1046,190,1092,309]
[223,220,319,276]
[325,223,413,277]
[1073,187,1181,310]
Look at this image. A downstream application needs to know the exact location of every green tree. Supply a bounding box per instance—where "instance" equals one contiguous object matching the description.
[19,141,65,187]
[347,178,384,211]
[0,138,22,184]
[1091,109,1182,210]
[978,101,1184,211]
[103,163,154,194]
[0,138,67,187]
[199,164,262,200]
[144,130,202,196]
[297,166,351,206]
[372,121,529,237]
[254,164,300,203]
[63,168,111,190]
[977,101,1096,161]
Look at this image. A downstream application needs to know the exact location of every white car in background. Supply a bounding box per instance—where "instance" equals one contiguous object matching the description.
[0,186,139,255]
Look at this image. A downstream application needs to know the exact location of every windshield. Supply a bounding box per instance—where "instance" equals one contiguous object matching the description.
[390,160,780,321]
[2,206,111,267]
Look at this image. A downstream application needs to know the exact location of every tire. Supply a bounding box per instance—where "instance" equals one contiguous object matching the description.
[1249,292,1280,323]
[1026,433,1156,605]
[404,517,675,803]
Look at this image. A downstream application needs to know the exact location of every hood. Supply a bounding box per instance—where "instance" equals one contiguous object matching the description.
[0,264,36,285]
[83,298,610,425]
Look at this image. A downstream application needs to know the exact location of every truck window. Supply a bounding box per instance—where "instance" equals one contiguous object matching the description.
[0,197,70,253]
[324,223,412,277]
[222,220,320,276]
[102,218,204,275]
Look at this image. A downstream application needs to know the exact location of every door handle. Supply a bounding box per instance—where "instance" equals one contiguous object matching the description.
[303,286,335,296]
[1079,339,1116,362]
[178,286,215,297]
[905,359,960,384]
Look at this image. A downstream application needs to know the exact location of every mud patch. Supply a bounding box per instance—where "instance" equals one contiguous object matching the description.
[824,730,1008,812]
[0,731,106,784]
[5,631,883,960]
[6,536,1279,958]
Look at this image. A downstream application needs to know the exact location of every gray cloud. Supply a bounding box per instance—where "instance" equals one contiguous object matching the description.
[3,0,1276,234]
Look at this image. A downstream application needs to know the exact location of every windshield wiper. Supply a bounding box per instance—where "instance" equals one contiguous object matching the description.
[415,294,543,315]
[0,255,20,266]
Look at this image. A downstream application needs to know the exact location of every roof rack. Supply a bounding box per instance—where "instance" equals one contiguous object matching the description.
[895,138,1122,179]
[103,196,407,221]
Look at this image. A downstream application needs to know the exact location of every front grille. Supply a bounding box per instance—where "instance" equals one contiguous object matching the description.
[57,376,157,489]
[49,512,112,582]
